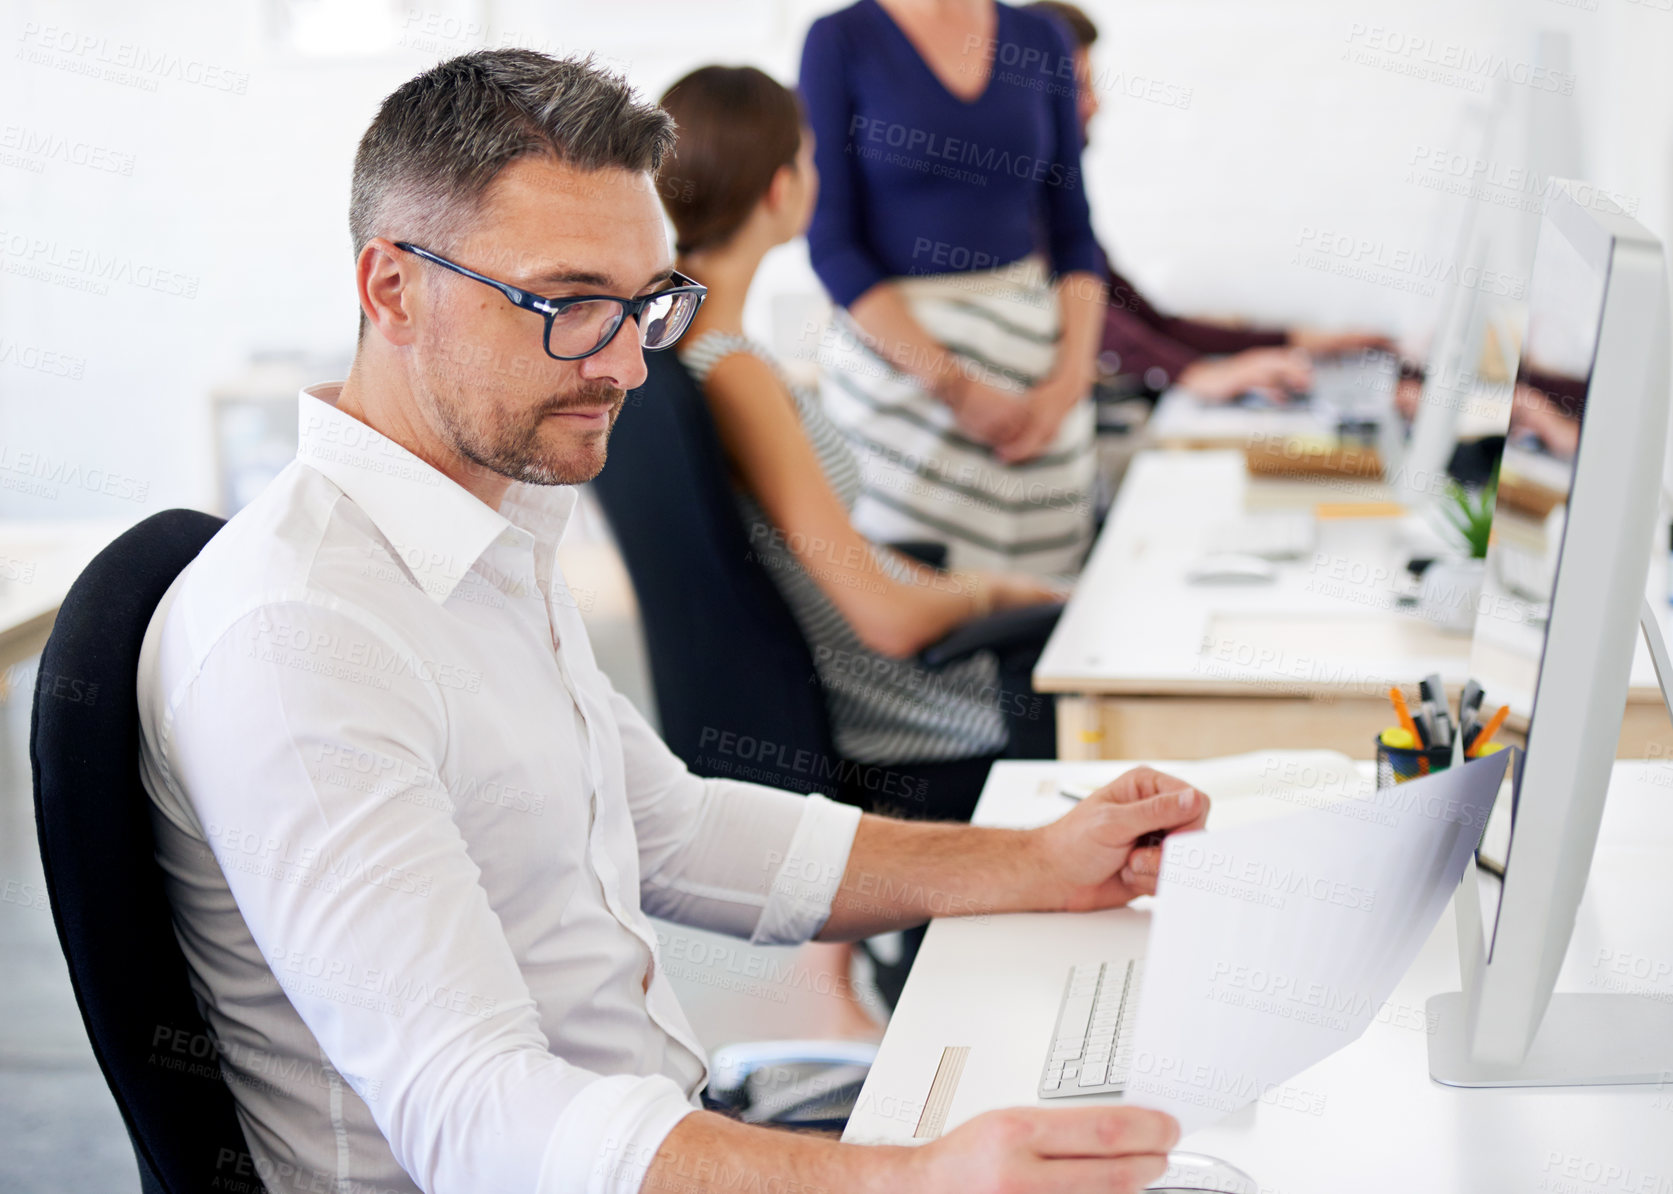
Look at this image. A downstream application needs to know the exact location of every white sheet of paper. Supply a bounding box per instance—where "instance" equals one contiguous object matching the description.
[1123,750,1511,1135]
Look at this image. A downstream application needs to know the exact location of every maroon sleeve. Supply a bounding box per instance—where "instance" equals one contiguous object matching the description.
[1101,263,1287,387]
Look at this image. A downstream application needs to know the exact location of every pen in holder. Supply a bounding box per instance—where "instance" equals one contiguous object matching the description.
[1375,732,1452,788]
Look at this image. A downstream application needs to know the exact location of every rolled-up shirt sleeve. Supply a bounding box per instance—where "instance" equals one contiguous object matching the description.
[609,687,862,945]
[151,601,695,1194]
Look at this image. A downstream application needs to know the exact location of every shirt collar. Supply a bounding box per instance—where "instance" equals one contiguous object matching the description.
[296,382,578,603]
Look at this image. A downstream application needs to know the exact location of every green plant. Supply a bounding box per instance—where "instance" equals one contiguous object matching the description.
[1439,473,1498,560]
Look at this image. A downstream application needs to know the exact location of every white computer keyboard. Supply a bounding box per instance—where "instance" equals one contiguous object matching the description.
[1202,512,1317,561]
[1310,352,1398,414]
[1494,541,1555,605]
[1038,958,1144,1098]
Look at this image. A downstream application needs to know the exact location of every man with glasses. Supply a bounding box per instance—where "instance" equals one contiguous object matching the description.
[138,50,1200,1194]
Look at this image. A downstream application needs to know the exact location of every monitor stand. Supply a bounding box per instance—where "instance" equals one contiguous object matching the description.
[1428,990,1673,1087]
[1427,598,1673,1087]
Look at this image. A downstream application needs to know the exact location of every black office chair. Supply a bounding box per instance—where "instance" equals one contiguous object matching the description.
[30,508,249,1194]
[593,349,1063,795]
[592,358,836,796]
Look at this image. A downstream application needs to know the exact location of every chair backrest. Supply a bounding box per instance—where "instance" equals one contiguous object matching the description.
[591,348,839,795]
[31,508,250,1194]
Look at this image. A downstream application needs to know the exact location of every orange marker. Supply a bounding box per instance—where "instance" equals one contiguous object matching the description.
[1388,687,1420,742]
[1388,686,1428,775]
[1469,705,1510,758]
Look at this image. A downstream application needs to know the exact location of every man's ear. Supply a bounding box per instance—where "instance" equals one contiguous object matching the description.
[357,237,420,347]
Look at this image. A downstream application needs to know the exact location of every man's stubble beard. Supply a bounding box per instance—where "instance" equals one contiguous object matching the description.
[420,356,625,488]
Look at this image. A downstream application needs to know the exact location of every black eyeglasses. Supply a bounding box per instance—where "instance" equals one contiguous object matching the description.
[394,242,707,361]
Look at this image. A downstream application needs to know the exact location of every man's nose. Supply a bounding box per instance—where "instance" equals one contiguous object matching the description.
[582,316,649,392]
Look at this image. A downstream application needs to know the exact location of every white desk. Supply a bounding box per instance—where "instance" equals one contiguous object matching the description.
[1036,451,1673,759]
[1148,381,1512,452]
[1148,387,1335,451]
[0,519,133,683]
[844,756,1673,1193]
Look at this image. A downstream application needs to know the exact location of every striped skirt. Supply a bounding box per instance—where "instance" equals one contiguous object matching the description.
[815,256,1096,578]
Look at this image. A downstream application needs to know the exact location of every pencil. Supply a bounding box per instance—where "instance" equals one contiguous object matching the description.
[1469,705,1510,758]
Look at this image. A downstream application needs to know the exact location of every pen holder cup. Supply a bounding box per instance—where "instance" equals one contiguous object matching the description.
[1375,736,1452,787]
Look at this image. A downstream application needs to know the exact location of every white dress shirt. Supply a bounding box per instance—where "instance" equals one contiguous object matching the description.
[137,384,863,1194]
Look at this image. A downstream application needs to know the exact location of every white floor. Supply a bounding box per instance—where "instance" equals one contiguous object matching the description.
[0,666,138,1192]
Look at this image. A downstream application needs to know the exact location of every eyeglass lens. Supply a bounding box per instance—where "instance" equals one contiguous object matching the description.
[544,290,700,358]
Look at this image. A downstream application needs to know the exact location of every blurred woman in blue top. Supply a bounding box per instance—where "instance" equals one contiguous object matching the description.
[799,0,1107,577]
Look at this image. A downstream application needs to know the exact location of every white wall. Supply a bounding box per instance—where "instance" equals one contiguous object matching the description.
[2,0,1670,521]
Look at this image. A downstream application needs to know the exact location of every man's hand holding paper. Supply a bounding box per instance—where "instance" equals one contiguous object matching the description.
[1031,767,1212,908]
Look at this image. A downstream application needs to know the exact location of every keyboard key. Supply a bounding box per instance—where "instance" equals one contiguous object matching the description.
[1058,996,1094,1036]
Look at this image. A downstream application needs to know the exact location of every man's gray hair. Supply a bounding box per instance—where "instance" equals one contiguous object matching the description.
[349,49,675,293]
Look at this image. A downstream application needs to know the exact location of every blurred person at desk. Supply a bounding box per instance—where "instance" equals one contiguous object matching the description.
[137,49,1204,1194]
[1507,347,1587,461]
[1027,1,1392,405]
[798,0,1107,577]
[659,64,1062,1035]
[1441,352,1587,487]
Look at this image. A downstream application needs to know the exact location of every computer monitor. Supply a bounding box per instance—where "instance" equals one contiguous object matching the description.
[1428,181,1673,1086]
[1391,85,1514,504]
[1391,240,1499,504]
